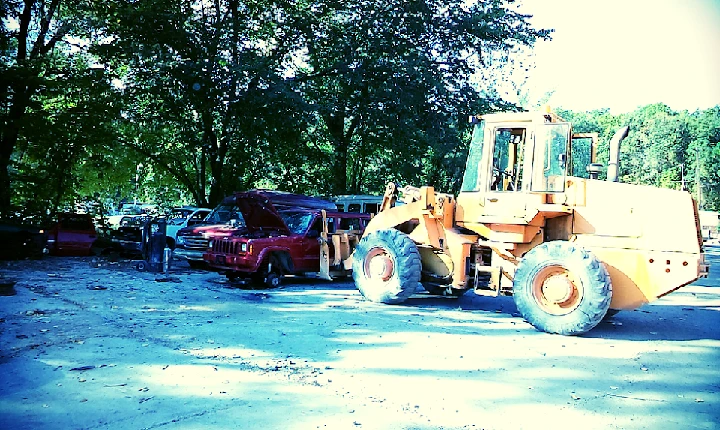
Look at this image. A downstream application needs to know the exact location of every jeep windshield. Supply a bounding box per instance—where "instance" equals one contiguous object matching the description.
[204,204,246,227]
[281,211,314,235]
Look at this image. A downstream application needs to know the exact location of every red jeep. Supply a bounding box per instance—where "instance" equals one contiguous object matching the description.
[203,192,370,287]
[174,189,338,268]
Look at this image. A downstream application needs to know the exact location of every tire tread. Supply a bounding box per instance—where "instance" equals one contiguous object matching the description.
[513,241,611,335]
[352,229,421,304]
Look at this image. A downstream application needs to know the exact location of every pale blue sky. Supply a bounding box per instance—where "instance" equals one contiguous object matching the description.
[516,0,720,113]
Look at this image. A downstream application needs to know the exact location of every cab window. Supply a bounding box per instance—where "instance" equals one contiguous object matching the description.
[490,128,526,192]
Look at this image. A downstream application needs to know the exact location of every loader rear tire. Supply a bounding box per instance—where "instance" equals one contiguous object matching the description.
[513,241,611,335]
[352,229,421,304]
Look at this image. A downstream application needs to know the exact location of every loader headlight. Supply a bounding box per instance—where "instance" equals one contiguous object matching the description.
[176,236,186,245]
[240,242,247,252]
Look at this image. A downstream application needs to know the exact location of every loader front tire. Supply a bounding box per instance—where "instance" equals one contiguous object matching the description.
[513,241,611,335]
[352,229,421,304]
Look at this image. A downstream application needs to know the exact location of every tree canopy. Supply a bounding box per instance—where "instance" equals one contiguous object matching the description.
[2,0,719,223]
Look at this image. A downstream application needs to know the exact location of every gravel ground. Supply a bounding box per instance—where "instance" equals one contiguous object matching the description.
[1,249,719,430]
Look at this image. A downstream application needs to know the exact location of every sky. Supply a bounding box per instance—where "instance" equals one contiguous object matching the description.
[514,0,720,113]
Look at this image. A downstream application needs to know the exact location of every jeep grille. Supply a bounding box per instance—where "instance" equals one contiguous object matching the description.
[212,239,239,254]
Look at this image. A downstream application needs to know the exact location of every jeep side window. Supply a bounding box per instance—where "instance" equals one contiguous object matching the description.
[282,212,315,234]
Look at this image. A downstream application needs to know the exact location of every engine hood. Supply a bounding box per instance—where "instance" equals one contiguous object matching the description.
[234,192,290,235]
[177,223,239,237]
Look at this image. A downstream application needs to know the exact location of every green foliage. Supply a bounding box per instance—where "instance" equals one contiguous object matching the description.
[4,0,718,221]
[294,0,550,195]
[1,0,125,220]
[560,104,720,210]
[93,0,319,207]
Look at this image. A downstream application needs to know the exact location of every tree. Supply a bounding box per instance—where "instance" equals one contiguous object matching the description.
[293,0,550,195]
[688,106,720,210]
[3,0,553,215]
[0,0,105,218]
[614,104,690,189]
[94,0,317,207]
[12,59,121,219]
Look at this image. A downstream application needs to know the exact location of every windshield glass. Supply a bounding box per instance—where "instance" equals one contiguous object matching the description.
[167,217,185,226]
[531,123,571,192]
[60,215,93,230]
[460,120,485,192]
[168,209,191,220]
[205,204,246,226]
[281,211,314,234]
[571,136,593,178]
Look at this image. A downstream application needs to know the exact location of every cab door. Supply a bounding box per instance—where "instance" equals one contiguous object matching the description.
[481,126,530,220]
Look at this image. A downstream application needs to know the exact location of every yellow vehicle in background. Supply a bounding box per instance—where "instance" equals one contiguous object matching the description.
[352,109,708,335]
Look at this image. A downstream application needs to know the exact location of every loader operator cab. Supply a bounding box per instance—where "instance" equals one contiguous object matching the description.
[464,120,575,190]
[460,113,578,220]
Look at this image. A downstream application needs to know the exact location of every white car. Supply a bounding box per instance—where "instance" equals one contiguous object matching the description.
[166,207,212,249]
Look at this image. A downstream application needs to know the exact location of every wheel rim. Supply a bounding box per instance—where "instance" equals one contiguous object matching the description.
[531,265,584,315]
[363,247,395,282]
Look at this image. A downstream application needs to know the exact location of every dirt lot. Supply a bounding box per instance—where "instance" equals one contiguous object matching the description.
[1,248,719,430]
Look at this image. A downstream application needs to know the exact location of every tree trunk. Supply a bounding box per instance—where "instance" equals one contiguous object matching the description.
[324,112,351,195]
[208,158,225,207]
[0,138,14,217]
[203,113,228,207]
[0,81,32,217]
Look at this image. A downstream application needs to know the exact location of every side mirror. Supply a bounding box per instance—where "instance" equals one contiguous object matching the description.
[306,230,319,238]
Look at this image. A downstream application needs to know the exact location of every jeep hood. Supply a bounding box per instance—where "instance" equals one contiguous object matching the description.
[235,193,290,235]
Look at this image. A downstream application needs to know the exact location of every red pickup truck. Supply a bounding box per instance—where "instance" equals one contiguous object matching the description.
[203,192,370,287]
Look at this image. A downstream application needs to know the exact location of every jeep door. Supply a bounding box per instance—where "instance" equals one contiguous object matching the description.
[300,215,322,272]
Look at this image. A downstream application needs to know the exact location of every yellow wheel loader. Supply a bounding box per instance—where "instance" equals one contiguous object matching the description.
[352,109,708,335]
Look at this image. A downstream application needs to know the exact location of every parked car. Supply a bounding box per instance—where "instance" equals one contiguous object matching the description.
[0,221,47,260]
[104,213,143,231]
[46,213,97,256]
[174,190,337,268]
[110,215,151,255]
[203,191,371,287]
[166,207,212,249]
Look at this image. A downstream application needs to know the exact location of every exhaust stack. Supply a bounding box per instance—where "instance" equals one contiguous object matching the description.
[607,126,630,182]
